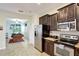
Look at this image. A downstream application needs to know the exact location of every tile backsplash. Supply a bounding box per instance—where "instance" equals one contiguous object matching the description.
[50,31,79,37]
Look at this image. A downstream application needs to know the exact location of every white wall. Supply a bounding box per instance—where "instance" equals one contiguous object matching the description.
[6,20,16,38]
[0,26,5,49]
[29,14,39,46]
[24,21,31,41]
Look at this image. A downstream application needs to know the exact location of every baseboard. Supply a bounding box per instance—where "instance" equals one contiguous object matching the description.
[34,47,43,53]
[29,43,34,46]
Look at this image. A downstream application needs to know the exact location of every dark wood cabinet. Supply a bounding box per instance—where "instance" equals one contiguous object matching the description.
[57,3,79,31]
[39,17,43,24]
[57,8,65,22]
[44,39,54,56]
[67,4,76,20]
[39,14,50,25]
[74,48,79,56]
[39,13,57,31]
[57,3,77,23]
[76,21,79,31]
[50,13,57,31]
[57,7,68,22]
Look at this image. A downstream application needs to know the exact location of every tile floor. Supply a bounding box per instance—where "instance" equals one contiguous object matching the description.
[0,40,49,56]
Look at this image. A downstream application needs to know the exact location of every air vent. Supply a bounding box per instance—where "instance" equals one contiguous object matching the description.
[18,10,24,13]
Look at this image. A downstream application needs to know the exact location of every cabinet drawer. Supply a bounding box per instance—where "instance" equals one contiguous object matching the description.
[44,39,54,56]
[75,48,79,56]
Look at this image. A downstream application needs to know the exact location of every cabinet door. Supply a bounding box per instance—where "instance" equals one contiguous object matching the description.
[57,4,76,22]
[39,15,50,25]
[48,41,54,56]
[76,20,79,31]
[44,40,49,54]
[44,40,54,56]
[49,44,54,56]
[58,9,64,22]
[43,16,46,25]
[74,48,79,56]
[39,17,45,24]
[44,40,49,55]
[44,16,50,25]
[39,17,42,24]
[44,39,48,53]
[67,4,76,20]
[50,14,57,31]
[46,16,51,25]
[58,7,68,22]
[64,7,68,22]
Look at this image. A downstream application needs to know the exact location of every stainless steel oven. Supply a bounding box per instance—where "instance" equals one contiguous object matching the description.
[54,43,74,56]
[70,19,76,31]
[54,34,79,56]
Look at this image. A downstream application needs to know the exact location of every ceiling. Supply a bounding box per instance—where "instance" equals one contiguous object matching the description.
[0,3,69,15]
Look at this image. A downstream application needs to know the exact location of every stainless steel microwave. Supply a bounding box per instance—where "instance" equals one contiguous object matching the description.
[70,20,76,31]
[57,19,76,31]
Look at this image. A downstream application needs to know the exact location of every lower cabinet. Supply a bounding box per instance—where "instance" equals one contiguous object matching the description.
[74,48,79,56]
[44,39,54,56]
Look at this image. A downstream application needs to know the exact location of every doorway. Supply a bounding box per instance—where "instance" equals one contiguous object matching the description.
[5,18,29,47]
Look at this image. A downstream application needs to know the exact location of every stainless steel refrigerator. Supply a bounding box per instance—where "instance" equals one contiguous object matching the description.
[34,25,50,52]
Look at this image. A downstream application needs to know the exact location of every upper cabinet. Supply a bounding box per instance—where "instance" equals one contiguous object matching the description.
[50,13,57,31]
[67,4,76,19]
[39,3,79,31]
[57,3,79,31]
[57,3,77,23]
[57,8,67,22]
[39,13,57,31]
[39,14,50,25]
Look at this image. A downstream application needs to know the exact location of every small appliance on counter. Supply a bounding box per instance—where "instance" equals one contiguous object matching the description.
[49,35,58,39]
[54,34,79,56]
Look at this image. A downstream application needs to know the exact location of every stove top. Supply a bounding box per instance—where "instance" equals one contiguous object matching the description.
[57,40,75,46]
[59,34,79,46]
[60,38,78,44]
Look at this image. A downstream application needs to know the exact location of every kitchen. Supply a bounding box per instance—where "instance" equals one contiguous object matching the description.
[34,3,79,56]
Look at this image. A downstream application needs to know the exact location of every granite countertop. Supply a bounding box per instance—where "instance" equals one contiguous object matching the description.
[44,37,58,42]
[44,37,79,48]
[75,43,79,48]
